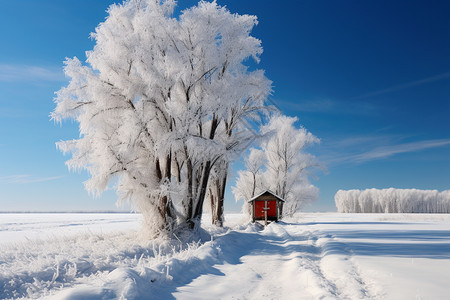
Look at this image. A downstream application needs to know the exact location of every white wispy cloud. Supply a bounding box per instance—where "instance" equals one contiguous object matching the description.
[351,72,450,100]
[281,98,377,115]
[0,63,64,83]
[318,136,450,166]
[352,139,450,163]
[0,174,63,184]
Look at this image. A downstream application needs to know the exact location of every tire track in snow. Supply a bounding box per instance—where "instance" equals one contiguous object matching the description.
[307,228,380,299]
[263,223,341,299]
[174,222,354,299]
[201,221,380,300]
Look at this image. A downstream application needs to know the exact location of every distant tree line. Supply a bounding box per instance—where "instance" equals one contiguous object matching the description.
[335,188,450,213]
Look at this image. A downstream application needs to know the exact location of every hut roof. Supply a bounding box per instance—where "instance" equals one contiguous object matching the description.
[247,190,285,203]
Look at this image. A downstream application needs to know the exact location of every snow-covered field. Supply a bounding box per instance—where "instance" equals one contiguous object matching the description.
[1,213,450,299]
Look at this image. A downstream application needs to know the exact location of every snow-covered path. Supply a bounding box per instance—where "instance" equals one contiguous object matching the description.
[173,222,375,300]
[1,213,450,299]
[172,213,450,299]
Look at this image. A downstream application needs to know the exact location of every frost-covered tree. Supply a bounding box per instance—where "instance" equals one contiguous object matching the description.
[233,115,320,218]
[232,148,265,215]
[52,0,271,236]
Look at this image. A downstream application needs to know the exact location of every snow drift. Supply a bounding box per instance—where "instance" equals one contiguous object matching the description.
[335,188,450,213]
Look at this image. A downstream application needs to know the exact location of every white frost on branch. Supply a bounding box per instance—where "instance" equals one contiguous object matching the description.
[52,0,272,236]
[335,188,450,213]
[233,115,321,218]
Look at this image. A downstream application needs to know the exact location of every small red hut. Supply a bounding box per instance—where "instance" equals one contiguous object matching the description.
[248,190,285,224]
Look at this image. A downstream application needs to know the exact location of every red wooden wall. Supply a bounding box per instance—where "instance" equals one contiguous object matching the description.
[254,200,277,218]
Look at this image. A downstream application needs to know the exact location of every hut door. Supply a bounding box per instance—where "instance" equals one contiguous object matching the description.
[263,200,270,225]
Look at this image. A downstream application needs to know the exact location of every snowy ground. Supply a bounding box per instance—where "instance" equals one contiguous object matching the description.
[0,213,140,245]
[1,213,450,299]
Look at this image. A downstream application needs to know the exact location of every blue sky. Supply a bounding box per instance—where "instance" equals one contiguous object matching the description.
[0,0,449,212]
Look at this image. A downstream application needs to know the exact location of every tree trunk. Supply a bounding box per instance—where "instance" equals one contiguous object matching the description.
[155,154,176,232]
[190,160,212,226]
[155,158,166,227]
[186,157,194,228]
[185,115,219,228]
[164,153,176,229]
[211,170,226,227]
[209,187,215,224]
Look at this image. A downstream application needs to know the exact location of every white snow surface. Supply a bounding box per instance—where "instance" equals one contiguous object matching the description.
[1,213,450,299]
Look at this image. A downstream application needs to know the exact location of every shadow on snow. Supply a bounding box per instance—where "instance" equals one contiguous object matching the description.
[149,224,318,299]
[323,229,450,259]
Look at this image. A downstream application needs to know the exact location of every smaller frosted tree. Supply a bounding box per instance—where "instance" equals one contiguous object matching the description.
[233,148,265,215]
[233,115,320,218]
